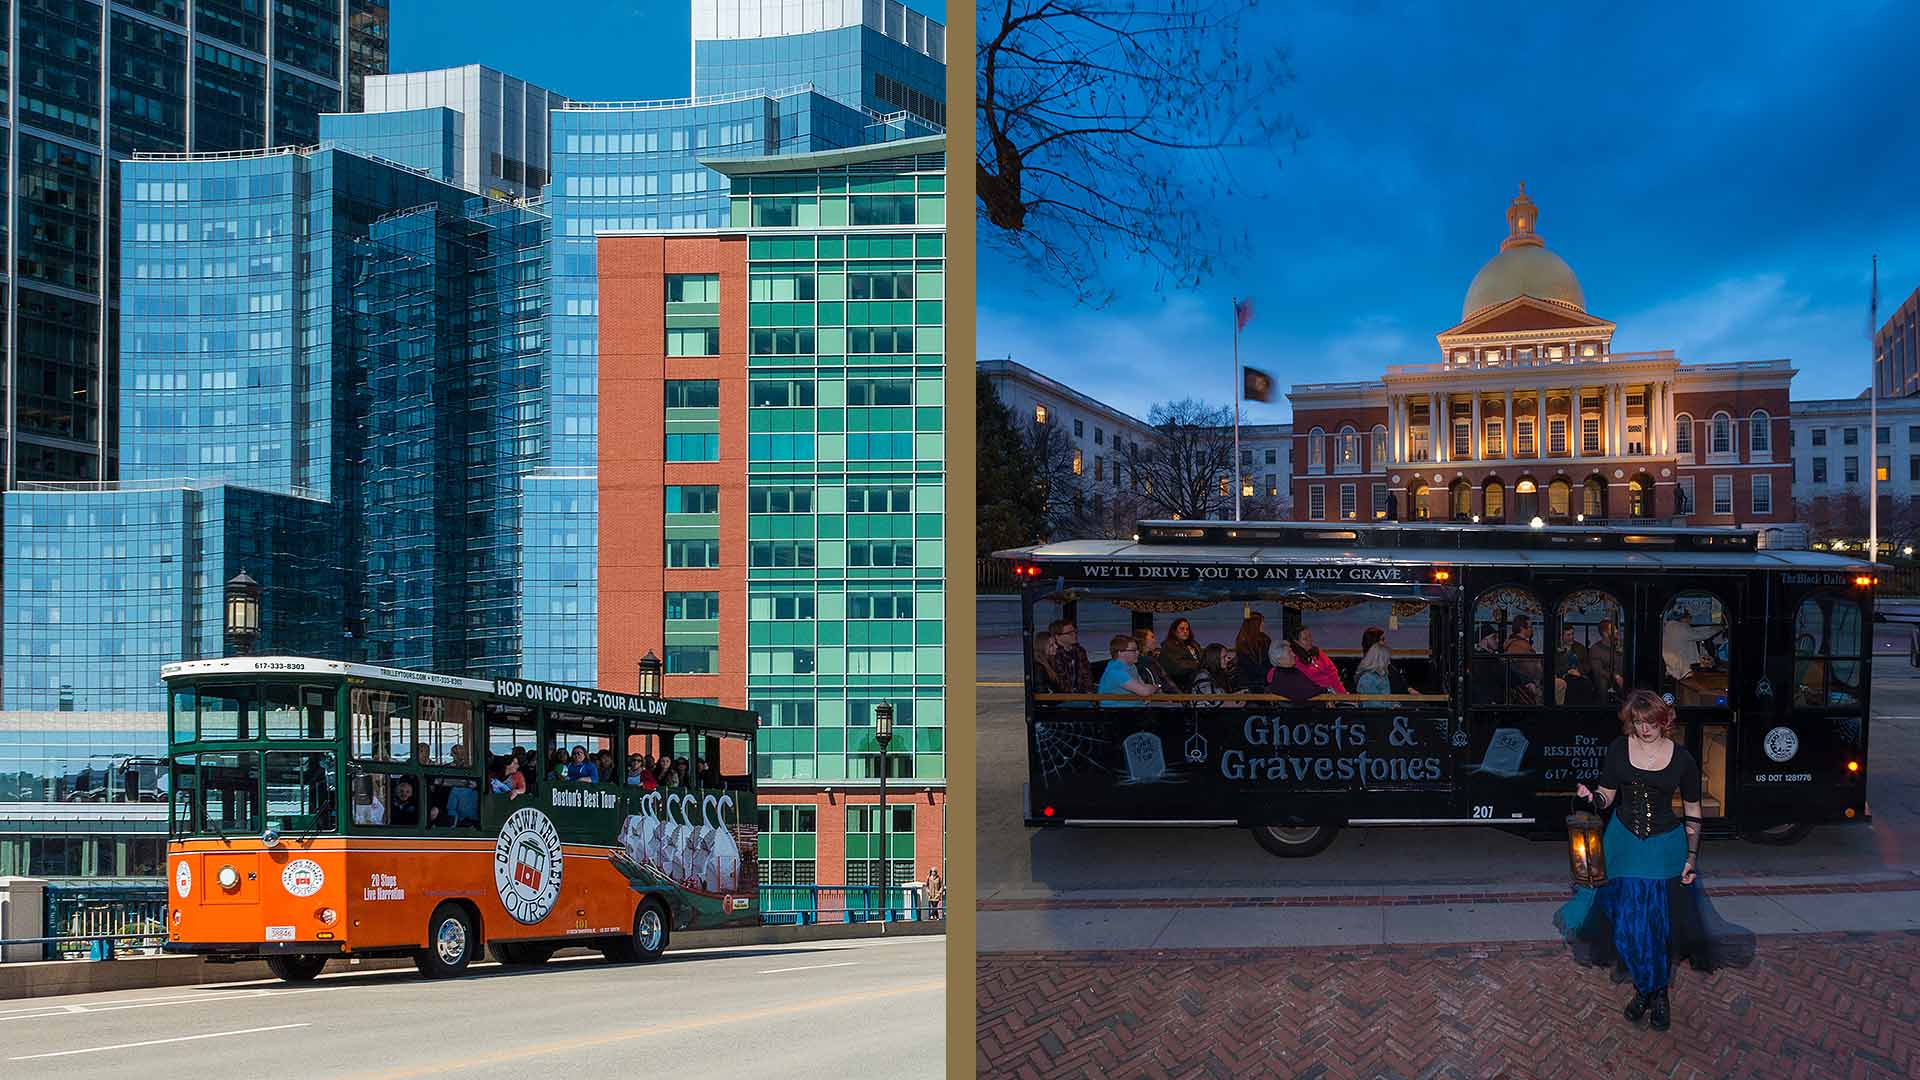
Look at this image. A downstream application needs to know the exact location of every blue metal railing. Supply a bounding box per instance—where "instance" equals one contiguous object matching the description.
[3,882,940,962]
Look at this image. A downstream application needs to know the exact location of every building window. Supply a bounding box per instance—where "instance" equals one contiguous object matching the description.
[1485,420,1504,458]
[1240,478,1254,499]
[1675,414,1693,456]
[1813,458,1828,484]
[1308,428,1326,472]
[667,539,720,567]
[1339,426,1360,470]
[666,433,720,461]
[1453,419,1471,459]
[845,805,914,890]
[665,274,720,356]
[1844,456,1859,483]
[1812,428,1827,447]
[1410,426,1430,463]
[1339,484,1358,521]
[1450,480,1471,522]
[1548,417,1567,455]
[1373,484,1389,520]
[1516,419,1535,457]
[1843,427,1858,446]
[1547,477,1572,519]
[1094,457,1103,482]
[1265,448,1278,465]
[1710,412,1733,456]
[1878,426,1891,446]
[1307,484,1326,520]
[1752,474,1773,516]
[1072,448,1083,475]
[757,806,818,916]
[1878,455,1891,483]
[1370,426,1387,466]
[1073,418,1083,437]
[1218,476,1230,497]
[1484,479,1505,522]
[1033,404,1047,424]
[1581,343,1598,357]
[1750,411,1771,457]
[1712,475,1733,515]
[1909,456,1919,482]
[1582,417,1601,455]
[1454,350,1471,366]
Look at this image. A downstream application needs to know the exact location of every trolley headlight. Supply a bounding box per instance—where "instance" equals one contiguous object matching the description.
[317,907,337,926]
[171,908,182,926]
[217,864,240,890]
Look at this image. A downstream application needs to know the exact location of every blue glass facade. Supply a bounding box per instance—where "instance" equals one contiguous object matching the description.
[2,0,387,486]
[695,26,945,128]
[319,108,465,184]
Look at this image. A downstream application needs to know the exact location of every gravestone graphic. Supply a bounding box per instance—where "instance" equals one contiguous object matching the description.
[1474,727,1529,777]
[1123,730,1168,783]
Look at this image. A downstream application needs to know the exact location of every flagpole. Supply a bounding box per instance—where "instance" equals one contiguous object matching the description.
[1233,298,1243,522]
[1871,255,1879,564]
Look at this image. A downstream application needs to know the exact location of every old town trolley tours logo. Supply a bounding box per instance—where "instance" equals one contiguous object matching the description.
[494,807,565,925]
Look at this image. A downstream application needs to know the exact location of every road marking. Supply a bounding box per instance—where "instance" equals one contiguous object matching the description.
[9,1022,310,1060]
[345,979,945,1079]
[977,681,1023,687]
[0,986,333,1023]
[757,960,860,974]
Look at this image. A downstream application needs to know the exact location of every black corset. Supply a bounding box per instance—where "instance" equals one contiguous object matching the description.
[1618,779,1679,839]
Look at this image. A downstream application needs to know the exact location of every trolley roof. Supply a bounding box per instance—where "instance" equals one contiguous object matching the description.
[160,656,758,732]
[998,520,1873,576]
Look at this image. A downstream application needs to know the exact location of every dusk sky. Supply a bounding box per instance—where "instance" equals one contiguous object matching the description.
[393,0,946,102]
[979,2,1920,426]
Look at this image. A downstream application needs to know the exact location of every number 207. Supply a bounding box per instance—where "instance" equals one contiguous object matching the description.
[1471,805,1493,819]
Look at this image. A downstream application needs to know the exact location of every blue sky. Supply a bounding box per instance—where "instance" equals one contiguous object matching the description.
[979,1,1920,425]
[393,1,945,101]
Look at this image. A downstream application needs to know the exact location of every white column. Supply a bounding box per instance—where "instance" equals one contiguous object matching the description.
[1470,393,1482,461]
[1571,386,1583,460]
[1504,388,1515,460]
[1430,392,1441,462]
[1536,388,1549,457]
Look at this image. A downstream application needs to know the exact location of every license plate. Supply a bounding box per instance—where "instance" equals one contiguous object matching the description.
[265,926,296,941]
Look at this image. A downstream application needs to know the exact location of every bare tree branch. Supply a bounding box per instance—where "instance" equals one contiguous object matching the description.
[978,0,1301,305]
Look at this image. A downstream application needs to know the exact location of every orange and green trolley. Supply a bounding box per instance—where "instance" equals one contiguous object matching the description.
[163,656,759,981]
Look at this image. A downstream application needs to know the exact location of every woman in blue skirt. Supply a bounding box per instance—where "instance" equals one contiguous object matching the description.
[1556,689,1755,1030]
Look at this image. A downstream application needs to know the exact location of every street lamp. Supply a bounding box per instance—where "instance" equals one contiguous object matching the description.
[874,702,895,922]
[224,570,261,656]
[636,650,663,699]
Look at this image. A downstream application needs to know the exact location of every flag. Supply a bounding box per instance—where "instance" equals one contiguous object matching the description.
[1243,366,1275,403]
[1234,298,1255,332]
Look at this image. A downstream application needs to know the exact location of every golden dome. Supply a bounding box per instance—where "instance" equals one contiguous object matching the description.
[1462,184,1585,319]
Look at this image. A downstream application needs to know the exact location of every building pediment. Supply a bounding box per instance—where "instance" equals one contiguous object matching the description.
[1438,296,1616,341]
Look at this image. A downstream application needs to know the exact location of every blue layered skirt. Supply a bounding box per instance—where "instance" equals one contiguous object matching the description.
[1553,816,1756,993]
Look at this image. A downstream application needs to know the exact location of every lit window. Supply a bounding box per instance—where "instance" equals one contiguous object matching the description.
[1339,484,1358,521]
[1034,404,1047,424]
[1072,449,1082,475]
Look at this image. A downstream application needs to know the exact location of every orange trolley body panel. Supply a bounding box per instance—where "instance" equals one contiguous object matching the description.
[169,838,648,955]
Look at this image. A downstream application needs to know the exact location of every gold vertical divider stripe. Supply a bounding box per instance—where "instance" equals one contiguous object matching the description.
[942,2,979,1074]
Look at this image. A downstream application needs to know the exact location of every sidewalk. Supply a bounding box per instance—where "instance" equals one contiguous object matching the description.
[978,872,1920,953]
[977,876,1920,1078]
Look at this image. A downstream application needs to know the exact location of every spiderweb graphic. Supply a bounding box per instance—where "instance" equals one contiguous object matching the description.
[1034,720,1114,782]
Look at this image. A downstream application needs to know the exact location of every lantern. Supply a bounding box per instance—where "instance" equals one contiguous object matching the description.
[1566,806,1608,888]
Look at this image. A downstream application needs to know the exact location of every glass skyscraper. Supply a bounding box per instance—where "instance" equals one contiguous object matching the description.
[2,0,390,486]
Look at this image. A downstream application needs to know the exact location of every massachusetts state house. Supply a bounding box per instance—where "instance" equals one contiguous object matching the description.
[1288,186,1794,527]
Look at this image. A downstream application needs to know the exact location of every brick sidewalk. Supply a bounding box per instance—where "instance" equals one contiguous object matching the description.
[977,931,1920,1078]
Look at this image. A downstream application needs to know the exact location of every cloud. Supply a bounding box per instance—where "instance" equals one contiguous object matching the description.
[1612,274,1872,397]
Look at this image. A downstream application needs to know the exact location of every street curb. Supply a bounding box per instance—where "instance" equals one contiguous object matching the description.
[978,927,1920,962]
[0,920,943,1001]
[977,878,1920,910]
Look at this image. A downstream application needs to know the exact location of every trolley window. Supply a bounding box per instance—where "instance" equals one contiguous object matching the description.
[1794,592,1864,710]
[170,754,198,836]
[265,751,336,832]
[349,767,421,827]
[1661,591,1730,706]
[418,696,476,767]
[199,684,254,740]
[548,713,617,783]
[264,684,336,739]
[351,689,414,762]
[1554,589,1625,706]
[1470,586,1545,705]
[200,752,261,834]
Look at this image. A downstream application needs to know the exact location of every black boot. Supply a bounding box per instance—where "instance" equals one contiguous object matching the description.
[1623,990,1652,1023]
[1649,988,1670,1031]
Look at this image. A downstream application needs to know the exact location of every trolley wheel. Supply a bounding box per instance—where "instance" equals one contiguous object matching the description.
[1744,822,1815,846]
[265,954,328,983]
[602,899,671,964]
[489,941,556,967]
[416,903,477,979]
[1250,823,1341,858]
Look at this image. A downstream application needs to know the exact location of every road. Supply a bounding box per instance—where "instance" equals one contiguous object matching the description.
[0,936,944,1079]
[977,595,1920,894]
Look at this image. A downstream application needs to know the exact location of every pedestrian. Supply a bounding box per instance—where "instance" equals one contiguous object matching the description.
[1557,689,1753,1031]
[924,868,945,919]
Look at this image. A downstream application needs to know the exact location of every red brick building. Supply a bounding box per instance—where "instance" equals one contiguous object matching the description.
[1290,186,1794,527]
